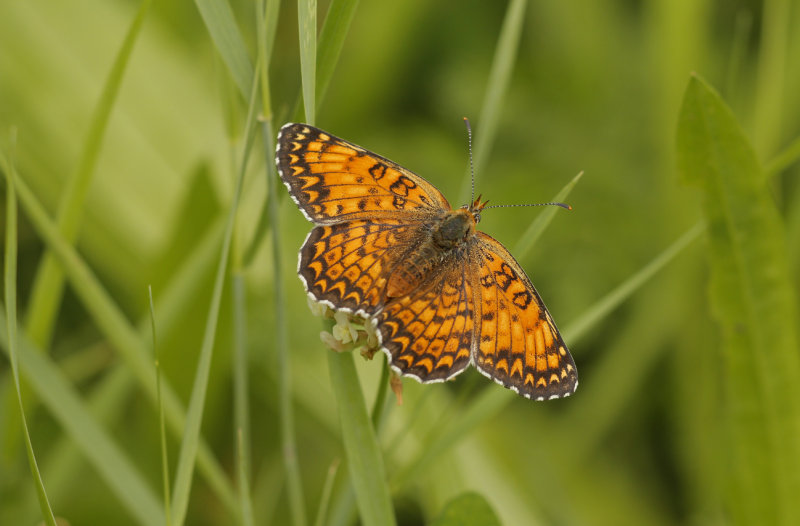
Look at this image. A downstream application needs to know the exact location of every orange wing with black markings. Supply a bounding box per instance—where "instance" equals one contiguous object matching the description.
[277,123,450,223]
[472,232,577,400]
[375,252,476,383]
[299,218,422,316]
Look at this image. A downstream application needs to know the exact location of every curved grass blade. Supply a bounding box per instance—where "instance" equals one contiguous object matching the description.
[149,286,172,525]
[298,0,317,124]
[11,163,238,515]
[513,171,583,261]
[0,313,162,526]
[193,0,253,98]
[3,148,58,526]
[25,0,154,348]
[169,57,263,526]
[677,73,800,526]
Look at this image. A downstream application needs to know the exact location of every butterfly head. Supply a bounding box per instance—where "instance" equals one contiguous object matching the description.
[465,194,490,223]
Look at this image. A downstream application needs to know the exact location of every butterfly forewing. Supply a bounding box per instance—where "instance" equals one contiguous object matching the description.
[277,123,450,223]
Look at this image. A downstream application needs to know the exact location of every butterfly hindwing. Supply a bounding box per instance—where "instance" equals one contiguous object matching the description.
[472,232,577,400]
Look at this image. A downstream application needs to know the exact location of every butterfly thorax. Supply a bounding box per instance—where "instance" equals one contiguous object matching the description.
[385,208,476,299]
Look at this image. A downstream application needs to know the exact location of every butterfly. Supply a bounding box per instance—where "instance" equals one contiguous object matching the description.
[275,123,577,400]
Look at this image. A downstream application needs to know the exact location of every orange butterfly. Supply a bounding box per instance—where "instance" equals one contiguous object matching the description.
[276,123,577,400]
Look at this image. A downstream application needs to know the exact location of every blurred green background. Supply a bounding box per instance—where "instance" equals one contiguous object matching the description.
[1,0,799,525]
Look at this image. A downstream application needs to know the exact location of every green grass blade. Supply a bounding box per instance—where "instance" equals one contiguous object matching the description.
[169,59,262,526]
[232,274,255,526]
[25,0,153,348]
[298,0,317,124]
[11,169,238,515]
[262,3,309,525]
[459,0,527,204]
[751,0,790,157]
[0,312,164,525]
[3,149,58,526]
[149,286,172,525]
[312,459,340,526]
[327,350,396,526]
[564,221,704,343]
[316,0,360,109]
[764,134,800,178]
[290,0,361,122]
[677,73,800,525]
[193,0,253,98]
[513,171,583,260]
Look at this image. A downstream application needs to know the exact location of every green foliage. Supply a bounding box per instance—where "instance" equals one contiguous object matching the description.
[677,74,800,526]
[1,1,800,525]
[430,492,501,526]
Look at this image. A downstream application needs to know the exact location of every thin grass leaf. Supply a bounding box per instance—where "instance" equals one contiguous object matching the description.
[0,310,162,526]
[327,350,396,526]
[193,0,253,99]
[169,59,263,526]
[513,171,583,260]
[458,0,527,203]
[564,221,704,343]
[149,286,172,525]
[316,0,360,109]
[260,3,309,524]
[3,148,58,526]
[232,275,255,526]
[677,73,800,526]
[25,0,153,348]
[751,0,790,157]
[10,168,238,515]
[290,0,361,122]
[312,459,340,526]
[764,134,800,178]
[298,0,317,124]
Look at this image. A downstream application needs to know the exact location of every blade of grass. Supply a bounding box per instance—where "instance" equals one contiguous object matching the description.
[752,0,790,157]
[9,162,238,515]
[513,171,583,260]
[298,0,317,124]
[764,134,800,178]
[149,286,172,525]
[0,310,162,525]
[169,55,263,526]
[677,73,800,525]
[232,273,255,526]
[327,350,396,526]
[260,2,308,524]
[316,0,360,109]
[193,0,254,99]
[458,0,528,204]
[290,0,361,122]
[313,459,341,526]
[25,0,153,348]
[3,145,57,526]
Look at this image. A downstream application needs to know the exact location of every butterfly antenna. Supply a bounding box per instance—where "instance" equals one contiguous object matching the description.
[463,117,476,205]
[484,201,572,211]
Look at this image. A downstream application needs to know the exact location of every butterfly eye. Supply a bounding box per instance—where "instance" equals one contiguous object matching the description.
[474,211,482,223]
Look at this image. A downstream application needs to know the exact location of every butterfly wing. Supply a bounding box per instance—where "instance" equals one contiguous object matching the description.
[300,218,430,316]
[472,232,577,400]
[276,123,451,224]
[375,251,477,383]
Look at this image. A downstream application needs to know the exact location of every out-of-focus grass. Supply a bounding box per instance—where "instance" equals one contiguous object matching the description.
[1,1,799,525]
